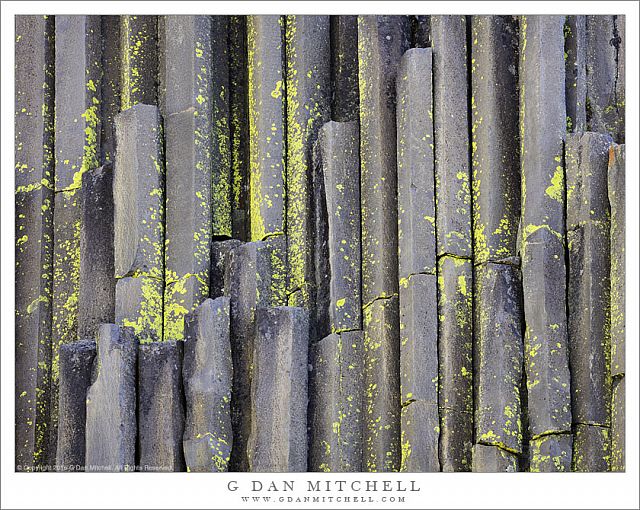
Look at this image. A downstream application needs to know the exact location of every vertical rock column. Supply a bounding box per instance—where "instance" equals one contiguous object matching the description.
[79,163,115,340]
[564,16,587,134]
[312,121,362,339]
[230,15,250,240]
[309,121,363,471]
[120,15,158,110]
[56,340,96,470]
[85,325,137,472]
[519,15,573,472]
[161,15,229,340]
[248,307,309,472]
[247,15,287,305]
[395,48,439,472]
[470,16,524,472]
[566,132,612,472]
[285,15,331,308]
[114,105,164,344]
[228,241,286,471]
[330,16,359,122]
[358,15,410,472]
[52,14,102,460]
[586,16,625,143]
[15,15,55,470]
[183,298,233,472]
[608,144,625,471]
[137,341,186,471]
[101,15,122,164]
[431,15,473,472]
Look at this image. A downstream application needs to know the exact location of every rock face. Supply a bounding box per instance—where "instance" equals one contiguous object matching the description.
[309,331,364,472]
[248,307,309,472]
[56,340,96,470]
[137,341,186,472]
[79,163,115,340]
[432,15,472,259]
[14,14,627,476]
[470,16,520,264]
[85,324,137,472]
[396,48,436,278]
[227,240,285,471]
[437,256,473,471]
[519,17,573,457]
[183,298,233,472]
[285,15,331,309]
[113,104,164,344]
[15,14,55,470]
[312,121,362,339]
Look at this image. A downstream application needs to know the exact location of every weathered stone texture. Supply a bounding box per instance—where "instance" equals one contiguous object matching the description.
[56,340,96,470]
[313,121,362,338]
[183,298,233,472]
[79,164,115,340]
[137,341,186,472]
[475,263,524,454]
[309,331,364,472]
[432,15,472,258]
[248,307,309,472]
[285,16,331,306]
[85,325,137,472]
[471,16,520,264]
[358,15,410,303]
[396,48,436,277]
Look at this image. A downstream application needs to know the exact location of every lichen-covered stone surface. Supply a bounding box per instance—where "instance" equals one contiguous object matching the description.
[15,14,625,473]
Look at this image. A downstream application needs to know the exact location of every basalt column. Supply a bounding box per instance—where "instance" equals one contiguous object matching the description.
[519,15,573,472]
[52,14,102,460]
[432,15,473,472]
[15,15,55,470]
[396,47,439,472]
[470,16,524,472]
[358,15,410,472]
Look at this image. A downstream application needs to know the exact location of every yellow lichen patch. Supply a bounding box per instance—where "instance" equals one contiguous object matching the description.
[163,273,209,341]
[545,165,564,202]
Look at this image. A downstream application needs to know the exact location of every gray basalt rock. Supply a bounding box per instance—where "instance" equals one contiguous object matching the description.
[471,16,521,264]
[246,15,286,240]
[608,144,625,378]
[401,401,439,472]
[309,331,364,472]
[285,15,331,307]
[363,295,401,472]
[248,307,309,472]
[475,262,524,454]
[313,121,362,339]
[519,15,567,240]
[330,16,359,122]
[567,221,611,427]
[432,15,472,258]
[85,324,137,472]
[358,15,410,303]
[56,340,96,471]
[529,433,573,472]
[113,104,164,278]
[400,273,438,405]
[183,297,233,472]
[572,424,610,472]
[79,164,115,340]
[521,227,572,438]
[137,341,186,472]
[472,444,518,473]
[396,48,436,277]
[210,240,242,299]
[438,256,473,415]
